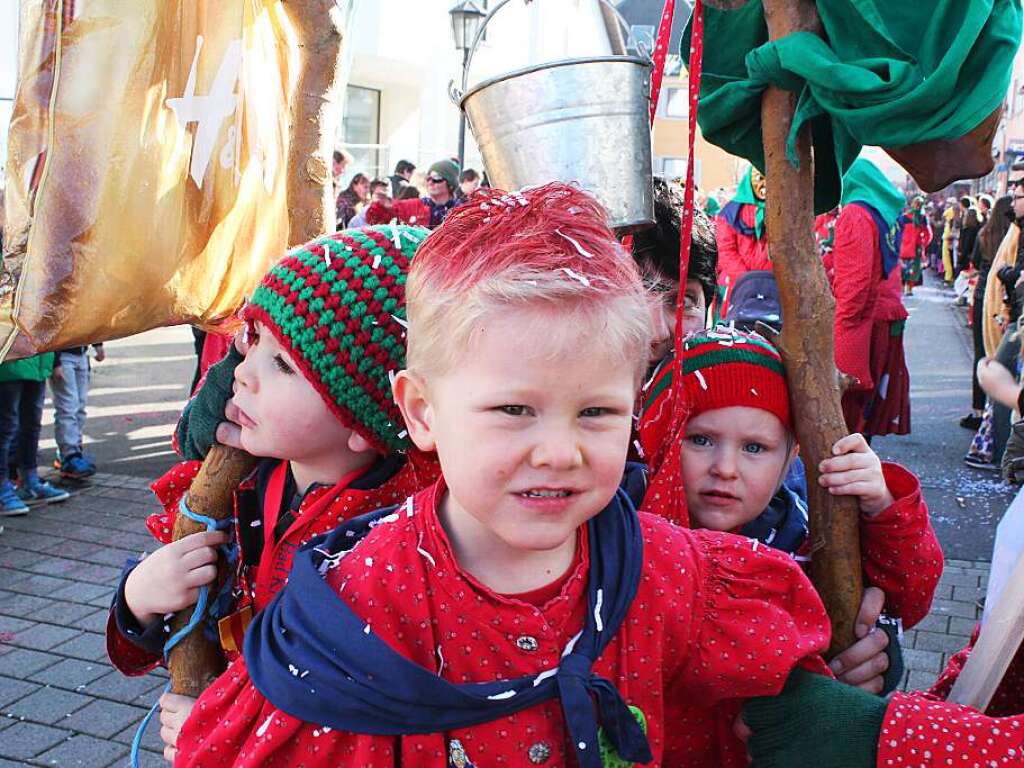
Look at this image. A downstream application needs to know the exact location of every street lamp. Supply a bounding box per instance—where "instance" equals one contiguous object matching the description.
[449,0,486,170]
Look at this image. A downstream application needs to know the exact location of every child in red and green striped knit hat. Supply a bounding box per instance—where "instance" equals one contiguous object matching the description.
[107,226,440,753]
[639,325,943,695]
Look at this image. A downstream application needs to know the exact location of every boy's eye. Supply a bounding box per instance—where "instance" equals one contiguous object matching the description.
[273,354,295,375]
[579,406,612,418]
[743,442,767,454]
[687,434,711,447]
[497,405,531,416]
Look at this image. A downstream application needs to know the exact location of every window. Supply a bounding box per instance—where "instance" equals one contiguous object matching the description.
[341,85,382,178]
[658,156,701,185]
[660,87,688,120]
[627,24,655,55]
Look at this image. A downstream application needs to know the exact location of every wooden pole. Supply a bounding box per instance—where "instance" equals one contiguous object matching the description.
[760,0,862,657]
[167,0,346,697]
[948,552,1024,711]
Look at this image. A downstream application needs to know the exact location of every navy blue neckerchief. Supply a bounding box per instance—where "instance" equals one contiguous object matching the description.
[850,202,900,278]
[740,483,809,555]
[244,487,652,768]
[719,200,755,237]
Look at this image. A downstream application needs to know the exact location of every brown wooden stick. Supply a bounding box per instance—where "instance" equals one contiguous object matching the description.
[168,445,257,697]
[761,0,862,658]
[167,1,346,697]
[282,0,348,243]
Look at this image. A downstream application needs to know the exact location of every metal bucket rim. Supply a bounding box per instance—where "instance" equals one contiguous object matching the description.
[459,55,652,111]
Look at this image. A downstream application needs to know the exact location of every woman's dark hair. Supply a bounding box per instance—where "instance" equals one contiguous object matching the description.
[977,195,1013,264]
[460,168,480,183]
[398,185,421,200]
[345,173,369,194]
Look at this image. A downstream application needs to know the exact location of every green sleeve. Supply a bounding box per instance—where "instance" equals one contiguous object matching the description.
[742,668,887,768]
[175,345,244,461]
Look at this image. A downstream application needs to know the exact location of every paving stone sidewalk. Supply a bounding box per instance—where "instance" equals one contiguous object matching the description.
[0,471,992,767]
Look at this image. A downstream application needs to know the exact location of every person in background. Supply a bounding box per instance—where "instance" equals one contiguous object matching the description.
[388,159,416,198]
[715,166,770,316]
[51,343,105,479]
[941,197,960,284]
[457,168,480,200]
[832,159,912,440]
[347,179,390,228]
[961,195,1013,433]
[0,353,70,515]
[957,195,981,276]
[978,193,994,224]
[332,149,353,193]
[335,173,370,229]
[422,159,460,227]
[897,196,931,297]
[366,159,460,229]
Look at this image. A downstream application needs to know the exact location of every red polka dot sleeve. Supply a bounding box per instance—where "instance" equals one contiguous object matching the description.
[666,529,833,703]
[860,462,943,629]
[878,693,1024,766]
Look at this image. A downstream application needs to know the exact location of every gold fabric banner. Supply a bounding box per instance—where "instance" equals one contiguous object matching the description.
[1,0,297,359]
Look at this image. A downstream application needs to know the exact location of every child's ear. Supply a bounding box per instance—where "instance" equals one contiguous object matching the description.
[787,441,801,468]
[347,431,377,455]
[393,369,436,452]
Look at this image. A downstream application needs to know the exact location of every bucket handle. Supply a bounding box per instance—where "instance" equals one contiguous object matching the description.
[450,0,649,103]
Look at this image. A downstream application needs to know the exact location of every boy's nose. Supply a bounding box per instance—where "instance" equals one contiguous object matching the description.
[709,448,738,479]
[233,356,256,392]
[529,429,584,470]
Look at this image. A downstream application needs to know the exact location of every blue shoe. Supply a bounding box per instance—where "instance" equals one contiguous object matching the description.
[17,476,70,507]
[57,453,96,480]
[0,481,29,516]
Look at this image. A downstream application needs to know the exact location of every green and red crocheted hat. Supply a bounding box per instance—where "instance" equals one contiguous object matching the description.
[243,225,428,453]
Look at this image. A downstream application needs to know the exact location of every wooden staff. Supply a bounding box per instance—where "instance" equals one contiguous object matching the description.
[168,0,346,698]
[759,0,863,657]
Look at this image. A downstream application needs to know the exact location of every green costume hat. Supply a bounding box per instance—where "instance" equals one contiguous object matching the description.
[244,225,428,453]
[840,158,905,226]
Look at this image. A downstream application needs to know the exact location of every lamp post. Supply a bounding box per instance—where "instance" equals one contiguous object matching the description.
[449,0,486,170]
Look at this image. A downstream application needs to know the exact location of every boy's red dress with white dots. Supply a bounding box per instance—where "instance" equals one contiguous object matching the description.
[174,479,832,767]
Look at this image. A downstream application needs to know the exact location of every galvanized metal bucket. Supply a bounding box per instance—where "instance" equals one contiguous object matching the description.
[451,0,654,232]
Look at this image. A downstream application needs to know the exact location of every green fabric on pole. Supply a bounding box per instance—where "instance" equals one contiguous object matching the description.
[729,167,766,238]
[840,158,905,226]
[684,0,1022,212]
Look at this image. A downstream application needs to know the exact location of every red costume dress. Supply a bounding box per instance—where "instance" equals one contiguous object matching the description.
[898,209,932,289]
[173,479,831,767]
[832,204,912,437]
[106,456,435,673]
[715,206,770,316]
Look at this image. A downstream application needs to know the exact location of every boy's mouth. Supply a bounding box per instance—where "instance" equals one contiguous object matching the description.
[700,489,740,504]
[519,489,573,498]
[234,406,259,430]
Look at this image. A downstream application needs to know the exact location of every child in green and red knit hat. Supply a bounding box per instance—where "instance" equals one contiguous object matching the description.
[104,226,439,760]
[640,326,943,696]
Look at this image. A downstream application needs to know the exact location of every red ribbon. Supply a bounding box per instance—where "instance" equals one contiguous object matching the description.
[671,0,704,388]
[648,0,677,126]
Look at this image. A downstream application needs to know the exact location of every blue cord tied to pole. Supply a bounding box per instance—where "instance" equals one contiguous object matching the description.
[130,494,235,767]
